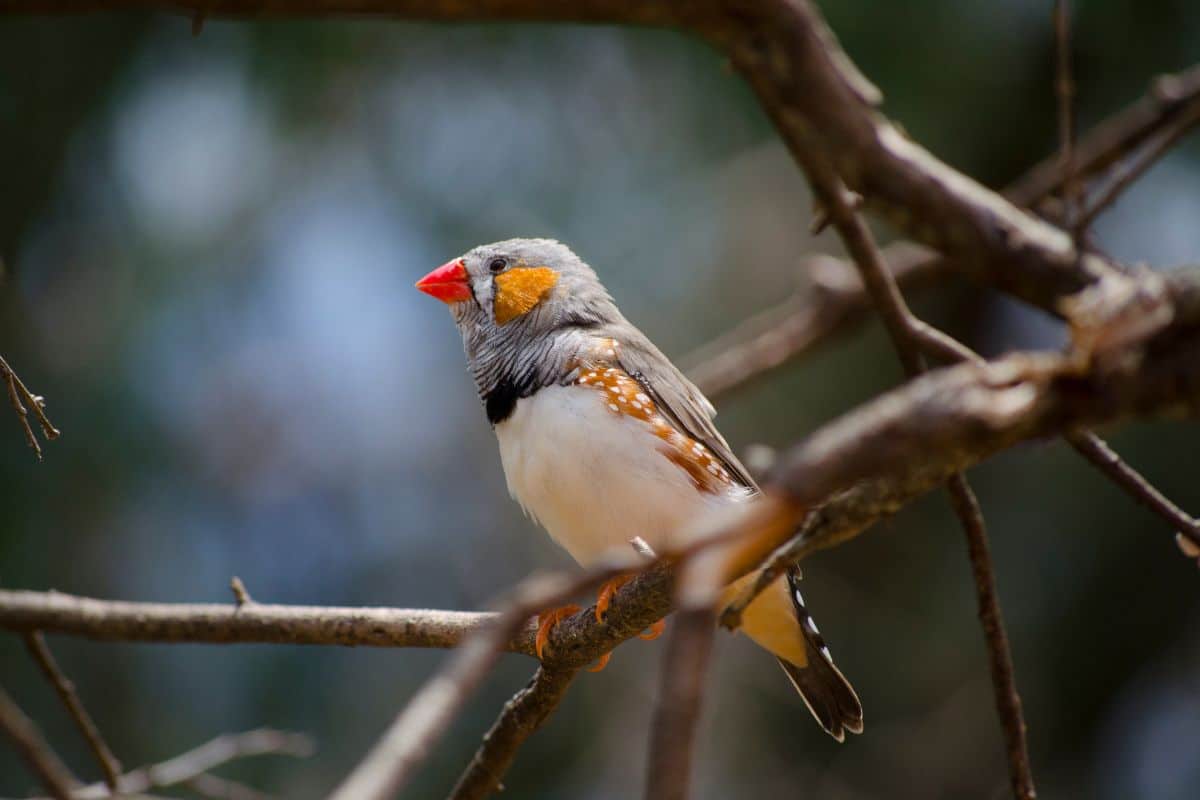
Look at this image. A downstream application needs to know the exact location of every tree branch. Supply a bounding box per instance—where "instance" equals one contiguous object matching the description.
[59,729,314,800]
[447,666,578,800]
[0,592,527,653]
[0,685,77,800]
[1075,103,1200,232]
[0,355,60,462]
[22,632,123,792]
[684,247,947,401]
[799,148,1036,800]
[685,61,1200,405]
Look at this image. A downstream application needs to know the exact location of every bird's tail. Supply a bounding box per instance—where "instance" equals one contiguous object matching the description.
[726,566,863,741]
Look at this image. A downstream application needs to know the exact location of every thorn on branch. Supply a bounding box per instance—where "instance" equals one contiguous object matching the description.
[230,576,254,608]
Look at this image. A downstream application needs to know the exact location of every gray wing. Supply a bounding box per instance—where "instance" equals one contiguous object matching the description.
[612,329,759,491]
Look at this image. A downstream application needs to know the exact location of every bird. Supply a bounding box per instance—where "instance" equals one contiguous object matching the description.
[415,237,863,740]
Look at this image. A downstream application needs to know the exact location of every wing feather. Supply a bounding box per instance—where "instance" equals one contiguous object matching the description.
[610,330,758,490]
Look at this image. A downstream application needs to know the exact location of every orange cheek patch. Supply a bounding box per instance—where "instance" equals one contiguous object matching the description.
[494,266,559,325]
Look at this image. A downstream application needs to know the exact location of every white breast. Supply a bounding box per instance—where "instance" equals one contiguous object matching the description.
[494,384,745,566]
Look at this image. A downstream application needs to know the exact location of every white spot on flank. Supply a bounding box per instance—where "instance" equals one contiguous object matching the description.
[805,617,821,636]
[632,401,643,410]
[606,348,616,357]
[821,646,832,661]
[609,386,620,393]
[636,393,650,403]
[608,403,619,412]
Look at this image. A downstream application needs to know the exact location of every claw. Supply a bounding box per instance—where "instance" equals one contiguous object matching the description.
[535,604,581,661]
[587,651,612,672]
[639,619,666,641]
[595,574,634,622]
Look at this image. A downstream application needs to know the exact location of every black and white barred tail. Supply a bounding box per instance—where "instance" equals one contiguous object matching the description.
[776,566,864,742]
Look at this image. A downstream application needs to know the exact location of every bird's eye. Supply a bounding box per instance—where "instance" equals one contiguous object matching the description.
[487,257,507,274]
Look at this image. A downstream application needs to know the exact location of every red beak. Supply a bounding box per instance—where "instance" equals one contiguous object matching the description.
[415,258,472,304]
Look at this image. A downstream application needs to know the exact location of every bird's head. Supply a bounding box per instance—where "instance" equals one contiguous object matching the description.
[416,237,620,346]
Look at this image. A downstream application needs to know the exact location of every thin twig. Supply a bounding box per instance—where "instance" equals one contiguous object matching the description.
[56,729,313,800]
[684,247,947,400]
[0,685,78,800]
[1075,104,1200,232]
[943,477,1034,800]
[801,159,1037,800]
[1011,64,1200,204]
[1054,0,1078,234]
[186,771,275,800]
[22,632,123,791]
[0,354,60,461]
[1066,431,1200,549]
[447,666,579,800]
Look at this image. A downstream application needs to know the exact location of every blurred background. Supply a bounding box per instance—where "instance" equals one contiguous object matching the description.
[1,2,1199,798]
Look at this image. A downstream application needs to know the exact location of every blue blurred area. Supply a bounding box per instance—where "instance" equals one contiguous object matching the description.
[1,4,1199,798]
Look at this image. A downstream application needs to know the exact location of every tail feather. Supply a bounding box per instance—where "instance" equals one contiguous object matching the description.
[778,567,863,741]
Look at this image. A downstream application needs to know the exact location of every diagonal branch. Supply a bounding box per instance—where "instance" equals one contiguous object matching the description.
[447,665,579,800]
[684,247,947,400]
[1075,103,1200,232]
[0,685,78,800]
[800,152,1036,800]
[60,728,315,800]
[0,354,60,461]
[22,632,123,791]
[686,61,1200,405]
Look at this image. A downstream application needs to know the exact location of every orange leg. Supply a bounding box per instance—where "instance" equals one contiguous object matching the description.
[536,605,612,673]
[535,605,580,661]
[595,574,635,622]
[640,619,666,641]
[586,651,612,672]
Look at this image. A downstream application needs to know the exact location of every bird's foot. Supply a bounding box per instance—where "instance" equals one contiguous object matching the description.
[596,575,665,642]
[535,605,581,661]
[535,605,613,672]
[595,574,635,622]
[639,619,666,641]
